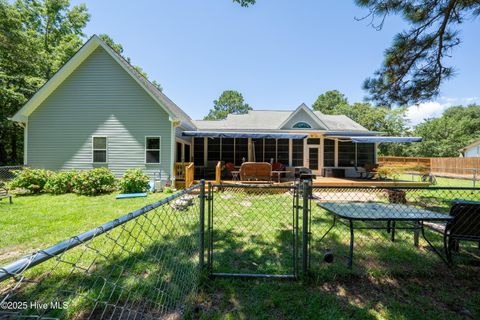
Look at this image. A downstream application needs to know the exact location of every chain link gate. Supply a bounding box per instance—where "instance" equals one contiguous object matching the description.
[206,183,301,279]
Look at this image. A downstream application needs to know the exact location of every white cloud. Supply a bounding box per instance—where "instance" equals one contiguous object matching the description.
[406,97,480,127]
[406,102,450,126]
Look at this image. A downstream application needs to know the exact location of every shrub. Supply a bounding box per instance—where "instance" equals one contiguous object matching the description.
[376,164,430,180]
[72,168,117,196]
[163,187,173,194]
[44,171,78,194]
[118,169,150,193]
[8,168,52,193]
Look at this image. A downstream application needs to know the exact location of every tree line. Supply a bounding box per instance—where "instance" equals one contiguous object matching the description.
[205,89,480,158]
[0,0,160,165]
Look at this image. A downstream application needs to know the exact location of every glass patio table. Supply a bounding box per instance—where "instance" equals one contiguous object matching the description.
[317,202,453,268]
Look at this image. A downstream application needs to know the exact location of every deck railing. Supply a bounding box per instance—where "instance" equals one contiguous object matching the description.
[215,161,222,184]
[185,162,195,188]
[174,162,193,180]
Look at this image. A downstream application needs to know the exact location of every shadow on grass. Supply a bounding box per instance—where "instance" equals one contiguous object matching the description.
[1,223,201,319]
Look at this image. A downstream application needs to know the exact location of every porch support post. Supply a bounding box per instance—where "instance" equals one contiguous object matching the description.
[334,139,339,167]
[288,139,292,167]
[203,137,208,166]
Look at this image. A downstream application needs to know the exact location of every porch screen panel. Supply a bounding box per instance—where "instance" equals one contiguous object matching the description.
[338,141,356,166]
[235,138,248,166]
[221,138,235,164]
[176,142,182,162]
[292,139,304,166]
[185,144,191,162]
[207,138,220,162]
[356,143,375,166]
[264,139,276,163]
[324,139,335,167]
[252,138,264,162]
[193,138,204,165]
[277,139,289,165]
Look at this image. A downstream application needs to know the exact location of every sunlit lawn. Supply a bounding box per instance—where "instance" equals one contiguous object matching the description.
[0,191,170,264]
[1,188,480,319]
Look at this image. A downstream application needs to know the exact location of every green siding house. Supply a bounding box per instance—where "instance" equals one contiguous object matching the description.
[11,35,195,180]
[12,35,419,181]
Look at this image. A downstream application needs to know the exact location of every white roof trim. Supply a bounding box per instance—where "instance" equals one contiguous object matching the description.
[11,35,179,123]
[277,103,328,130]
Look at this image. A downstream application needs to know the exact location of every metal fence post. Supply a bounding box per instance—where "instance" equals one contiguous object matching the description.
[207,182,213,273]
[199,179,205,270]
[302,180,309,276]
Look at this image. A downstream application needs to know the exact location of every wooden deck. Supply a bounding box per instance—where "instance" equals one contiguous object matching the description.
[195,178,429,187]
[311,177,429,187]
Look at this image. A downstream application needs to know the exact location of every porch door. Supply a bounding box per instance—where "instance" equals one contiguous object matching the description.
[307,146,320,174]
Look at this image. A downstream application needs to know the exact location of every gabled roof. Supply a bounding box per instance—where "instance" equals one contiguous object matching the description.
[459,139,480,152]
[278,103,328,129]
[10,35,196,129]
[194,105,369,132]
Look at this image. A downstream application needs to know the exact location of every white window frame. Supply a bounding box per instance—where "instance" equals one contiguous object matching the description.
[292,121,312,129]
[92,136,108,163]
[145,136,161,164]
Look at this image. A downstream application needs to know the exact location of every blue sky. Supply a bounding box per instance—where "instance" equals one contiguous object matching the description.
[72,0,480,124]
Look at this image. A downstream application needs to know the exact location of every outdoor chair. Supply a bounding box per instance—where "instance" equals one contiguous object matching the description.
[444,202,480,263]
[239,162,272,182]
[272,162,285,171]
[0,183,12,204]
[355,164,378,179]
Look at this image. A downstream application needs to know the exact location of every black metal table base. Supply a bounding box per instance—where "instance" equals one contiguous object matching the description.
[318,217,448,268]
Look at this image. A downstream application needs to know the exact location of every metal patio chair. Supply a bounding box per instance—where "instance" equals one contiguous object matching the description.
[444,202,480,263]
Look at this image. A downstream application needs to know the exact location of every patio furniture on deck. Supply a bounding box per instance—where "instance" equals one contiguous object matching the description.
[239,162,272,182]
[231,170,240,181]
[323,168,345,178]
[294,167,316,181]
[317,202,453,268]
[272,170,290,183]
[355,164,378,179]
[444,202,480,263]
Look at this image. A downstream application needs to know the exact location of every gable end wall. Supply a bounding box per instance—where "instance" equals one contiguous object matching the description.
[27,47,172,179]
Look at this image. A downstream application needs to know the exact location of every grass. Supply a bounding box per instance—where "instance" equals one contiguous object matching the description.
[188,187,480,319]
[0,191,170,264]
[1,187,480,319]
[397,173,478,187]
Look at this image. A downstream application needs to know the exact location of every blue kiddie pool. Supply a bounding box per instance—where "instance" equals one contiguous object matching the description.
[116,193,148,199]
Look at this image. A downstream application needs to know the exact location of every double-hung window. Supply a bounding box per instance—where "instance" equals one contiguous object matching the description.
[92,136,107,163]
[146,137,161,163]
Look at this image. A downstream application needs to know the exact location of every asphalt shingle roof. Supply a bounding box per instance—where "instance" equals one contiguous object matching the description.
[194,109,368,132]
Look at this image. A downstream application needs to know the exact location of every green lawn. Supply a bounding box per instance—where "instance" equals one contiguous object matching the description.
[0,191,170,264]
[398,173,478,187]
[1,188,479,319]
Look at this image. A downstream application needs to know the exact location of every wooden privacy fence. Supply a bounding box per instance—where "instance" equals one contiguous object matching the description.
[378,156,431,167]
[378,156,480,179]
[431,158,480,177]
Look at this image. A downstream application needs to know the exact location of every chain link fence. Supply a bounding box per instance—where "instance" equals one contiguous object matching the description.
[207,184,299,279]
[308,186,480,275]
[0,184,203,319]
[1,180,480,318]
[0,166,23,182]
[401,170,479,188]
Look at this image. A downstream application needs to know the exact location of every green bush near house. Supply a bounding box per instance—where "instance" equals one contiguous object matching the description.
[44,171,78,194]
[8,168,53,193]
[72,168,117,196]
[118,169,150,193]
